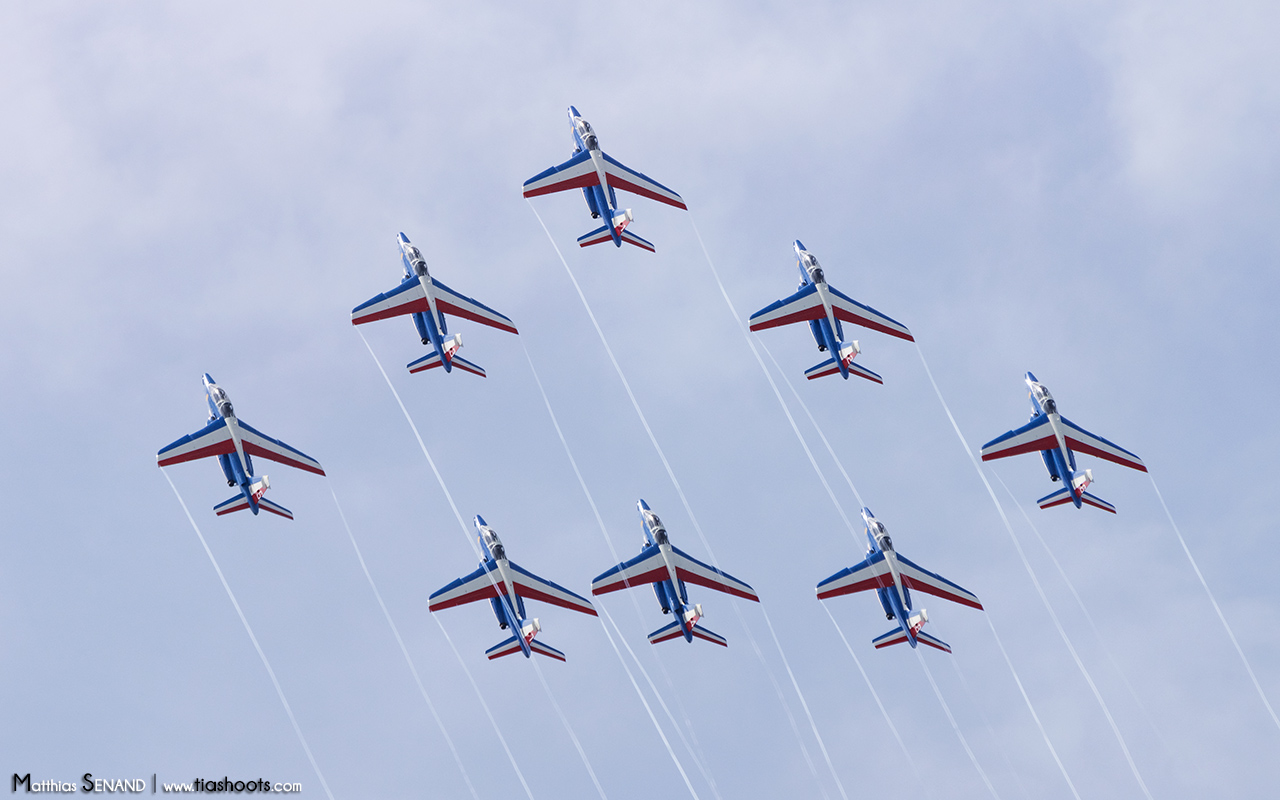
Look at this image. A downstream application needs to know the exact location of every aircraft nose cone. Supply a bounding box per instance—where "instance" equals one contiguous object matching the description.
[398,232,410,244]
[202,372,216,385]
[793,239,806,252]
[1025,371,1039,382]
[474,514,487,527]
[568,105,579,117]
[637,498,650,510]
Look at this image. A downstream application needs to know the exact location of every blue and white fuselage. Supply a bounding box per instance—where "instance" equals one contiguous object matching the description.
[816,508,983,653]
[522,107,688,253]
[397,234,460,371]
[156,374,326,520]
[980,372,1147,513]
[748,241,915,383]
[591,500,759,647]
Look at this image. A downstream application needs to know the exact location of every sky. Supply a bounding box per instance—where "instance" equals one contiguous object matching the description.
[2,2,1279,797]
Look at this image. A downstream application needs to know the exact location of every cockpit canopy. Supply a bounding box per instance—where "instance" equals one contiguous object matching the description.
[1030,384,1056,415]
[210,387,234,417]
[644,511,669,544]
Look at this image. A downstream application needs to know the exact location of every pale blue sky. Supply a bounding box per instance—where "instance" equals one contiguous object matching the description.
[2,2,1277,797]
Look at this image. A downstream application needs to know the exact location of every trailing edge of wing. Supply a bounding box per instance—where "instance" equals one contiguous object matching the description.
[894,554,983,610]
[826,285,914,341]
[430,277,519,334]
[1058,416,1147,472]
[510,562,597,616]
[979,415,1055,461]
[599,152,687,210]
[157,417,234,466]
[669,546,759,601]
[351,276,427,325]
[429,562,501,611]
[815,551,892,599]
[522,150,597,198]
[749,284,823,331]
[236,421,325,476]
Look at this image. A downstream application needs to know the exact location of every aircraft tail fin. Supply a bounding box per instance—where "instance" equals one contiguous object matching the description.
[804,342,883,383]
[407,341,487,378]
[213,486,294,520]
[648,619,728,647]
[1036,485,1116,513]
[485,635,525,660]
[577,223,656,253]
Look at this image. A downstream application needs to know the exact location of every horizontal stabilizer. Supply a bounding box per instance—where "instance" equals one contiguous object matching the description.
[871,626,952,653]
[576,223,656,252]
[407,349,486,377]
[647,620,728,646]
[1036,486,1116,513]
[618,228,656,252]
[529,639,568,661]
[803,356,883,383]
[485,635,524,660]
[213,493,293,520]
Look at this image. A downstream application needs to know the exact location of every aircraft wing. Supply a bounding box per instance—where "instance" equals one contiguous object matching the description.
[894,554,983,610]
[157,417,234,466]
[1058,416,1147,472]
[815,550,892,599]
[429,277,519,334]
[351,275,427,325]
[509,562,598,616]
[748,284,823,331]
[599,152,687,209]
[591,547,668,595]
[825,285,914,341]
[979,415,1056,461]
[429,561,501,611]
[668,546,759,601]
[522,150,597,198]
[236,421,325,476]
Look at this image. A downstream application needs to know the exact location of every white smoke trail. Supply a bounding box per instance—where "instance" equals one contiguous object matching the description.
[520,341,722,800]
[531,659,608,800]
[162,469,336,800]
[358,330,536,800]
[1149,475,1280,731]
[327,484,480,800]
[914,345,1143,798]
[914,649,1002,799]
[948,657,1029,798]
[530,202,842,800]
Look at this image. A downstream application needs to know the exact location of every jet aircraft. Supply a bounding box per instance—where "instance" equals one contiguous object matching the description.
[979,372,1146,513]
[350,233,518,378]
[522,106,687,253]
[429,516,597,661]
[590,500,759,647]
[156,374,325,519]
[816,508,982,653]
[748,241,913,383]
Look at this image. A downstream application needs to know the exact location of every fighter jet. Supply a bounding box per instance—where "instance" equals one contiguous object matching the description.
[748,241,913,383]
[980,372,1146,513]
[156,374,325,519]
[522,106,687,253]
[591,500,759,647]
[817,508,982,653]
[429,516,597,662]
[350,233,518,378]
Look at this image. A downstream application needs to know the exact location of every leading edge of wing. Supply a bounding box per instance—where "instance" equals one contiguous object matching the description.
[979,414,1055,461]
[351,275,427,325]
[668,546,759,602]
[825,285,914,342]
[815,550,891,599]
[599,152,687,210]
[157,417,234,466]
[522,150,597,198]
[236,421,325,476]
[748,283,823,331]
[429,277,519,334]
[509,562,597,616]
[894,554,983,610]
[1058,416,1147,472]
[591,548,668,595]
[429,562,501,611]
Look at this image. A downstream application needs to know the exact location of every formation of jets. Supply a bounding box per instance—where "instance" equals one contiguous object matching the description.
[155,107,1149,659]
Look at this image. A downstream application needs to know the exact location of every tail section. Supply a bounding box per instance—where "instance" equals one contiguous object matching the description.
[485,618,566,661]
[485,635,525,660]
[1037,483,1116,513]
[804,341,883,383]
[577,219,656,252]
[407,336,487,378]
[647,620,729,647]
[213,480,294,520]
[872,610,952,653]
